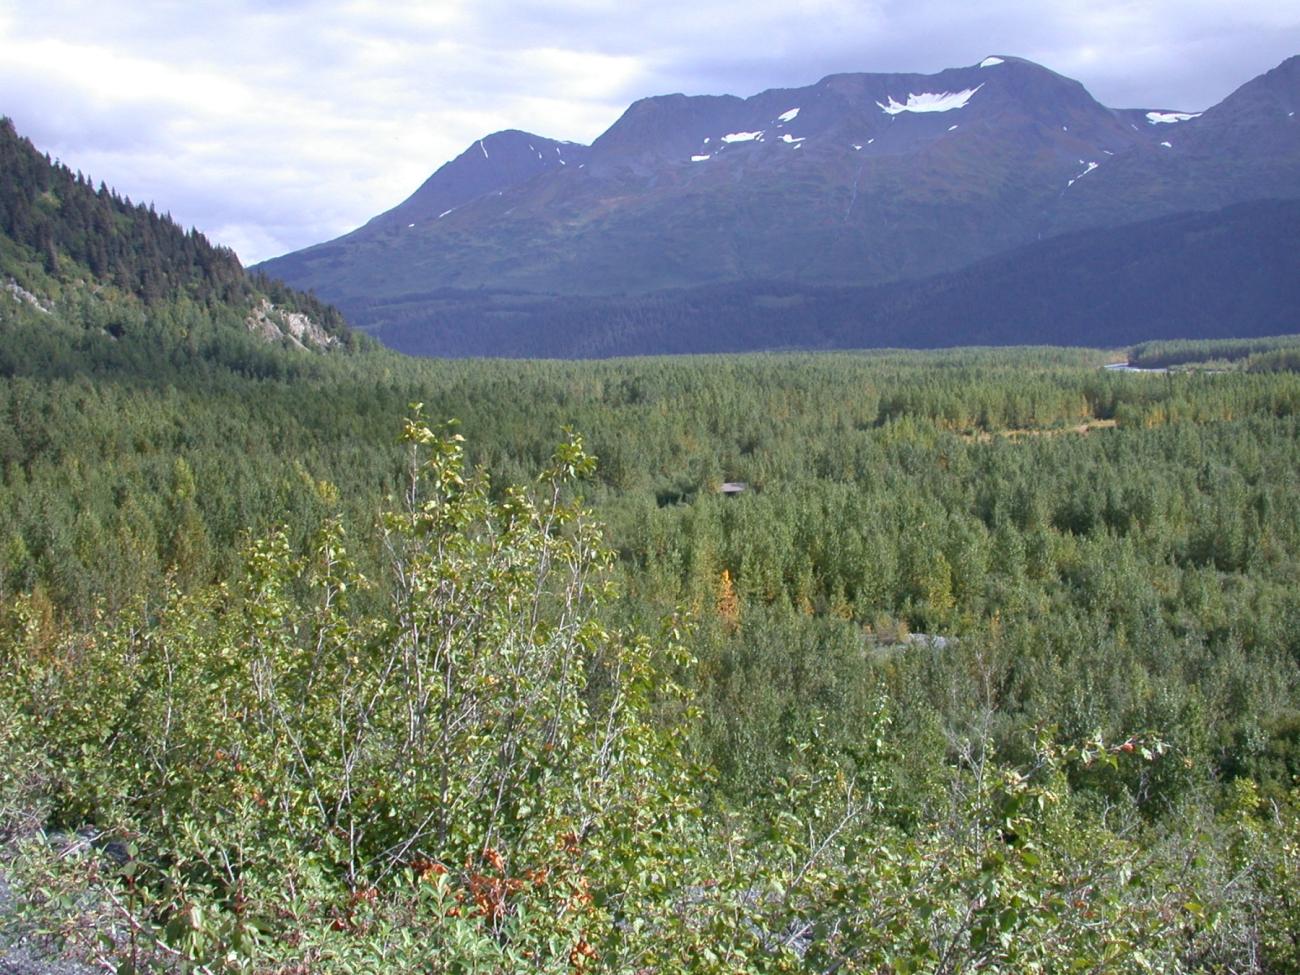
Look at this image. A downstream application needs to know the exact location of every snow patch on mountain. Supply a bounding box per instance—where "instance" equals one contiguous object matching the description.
[1067,161,1099,187]
[721,131,764,143]
[778,108,800,122]
[877,86,983,115]
[781,134,805,143]
[1146,112,1201,124]
[691,154,711,162]
[980,57,1005,67]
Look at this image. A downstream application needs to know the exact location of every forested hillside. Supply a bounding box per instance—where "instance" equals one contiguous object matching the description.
[0,116,352,345]
[0,122,243,305]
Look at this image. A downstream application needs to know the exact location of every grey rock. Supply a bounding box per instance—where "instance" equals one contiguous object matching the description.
[0,849,101,975]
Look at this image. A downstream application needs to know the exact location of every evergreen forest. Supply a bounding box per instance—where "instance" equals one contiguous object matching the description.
[4,115,1300,973]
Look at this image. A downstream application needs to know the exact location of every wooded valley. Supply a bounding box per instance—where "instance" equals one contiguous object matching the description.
[3,114,1300,973]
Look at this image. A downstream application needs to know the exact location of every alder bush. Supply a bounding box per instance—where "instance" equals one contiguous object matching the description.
[0,412,707,972]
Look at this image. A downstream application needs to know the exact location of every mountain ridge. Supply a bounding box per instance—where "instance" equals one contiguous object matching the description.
[256,54,1281,303]
[1046,54,1300,235]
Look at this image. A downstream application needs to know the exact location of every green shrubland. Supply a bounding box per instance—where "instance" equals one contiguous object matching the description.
[4,314,1300,969]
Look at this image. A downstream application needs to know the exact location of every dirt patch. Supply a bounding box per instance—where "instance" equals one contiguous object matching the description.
[960,419,1117,442]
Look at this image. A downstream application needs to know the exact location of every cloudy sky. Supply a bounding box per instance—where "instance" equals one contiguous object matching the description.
[3,0,1298,264]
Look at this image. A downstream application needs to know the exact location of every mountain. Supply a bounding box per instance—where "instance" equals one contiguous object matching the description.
[347,197,1300,358]
[1048,55,1300,234]
[257,55,1300,308]
[358,129,589,236]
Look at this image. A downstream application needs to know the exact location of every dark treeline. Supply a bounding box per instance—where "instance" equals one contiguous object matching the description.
[1131,333,1300,369]
[348,199,1300,358]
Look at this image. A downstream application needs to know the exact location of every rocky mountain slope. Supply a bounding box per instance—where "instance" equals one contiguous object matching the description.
[258,55,1300,303]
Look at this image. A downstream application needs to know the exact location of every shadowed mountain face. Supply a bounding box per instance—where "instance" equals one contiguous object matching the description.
[342,198,1300,358]
[257,55,1300,309]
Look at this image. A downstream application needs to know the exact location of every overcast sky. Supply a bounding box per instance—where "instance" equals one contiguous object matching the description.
[3,0,1298,264]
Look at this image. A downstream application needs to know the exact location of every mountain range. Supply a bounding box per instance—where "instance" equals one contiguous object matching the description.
[257,54,1300,357]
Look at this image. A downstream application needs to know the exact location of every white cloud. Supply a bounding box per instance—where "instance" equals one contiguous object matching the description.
[514,47,644,99]
[0,37,252,117]
[0,0,1297,263]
